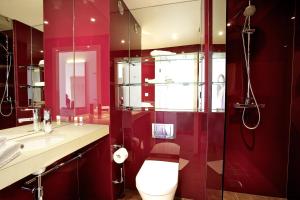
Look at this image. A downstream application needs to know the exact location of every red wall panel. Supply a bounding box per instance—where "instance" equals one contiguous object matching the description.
[287,1,300,199]
[44,0,112,199]
[225,0,294,197]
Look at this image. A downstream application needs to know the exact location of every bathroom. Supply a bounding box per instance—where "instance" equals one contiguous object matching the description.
[0,0,299,199]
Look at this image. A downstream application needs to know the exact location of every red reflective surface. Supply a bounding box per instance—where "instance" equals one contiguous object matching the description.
[109,0,225,198]
[225,0,294,197]
[43,0,112,199]
[287,1,300,199]
[45,0,110,124]
[44,0,73,119]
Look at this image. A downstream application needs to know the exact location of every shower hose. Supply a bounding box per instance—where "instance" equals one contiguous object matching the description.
[0,42,13,117]
[241,16,261,130]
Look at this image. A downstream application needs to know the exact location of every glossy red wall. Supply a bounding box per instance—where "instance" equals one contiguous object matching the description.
[225,0,294,197]
[287,1,300,199]
[44,0,110,122]
[110,0,142,197]
[44,0,73,119]
[44,0,112,199]
[109,0,225,198]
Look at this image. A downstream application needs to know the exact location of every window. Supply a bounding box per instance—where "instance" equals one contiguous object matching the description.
[211,52,226,112]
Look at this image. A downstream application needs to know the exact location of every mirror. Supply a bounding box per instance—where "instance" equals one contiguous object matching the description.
[26,24,44,108]
[112,0,226,112]
[0,14,14,121]
[0,3,44,128]
[0,16,44,110]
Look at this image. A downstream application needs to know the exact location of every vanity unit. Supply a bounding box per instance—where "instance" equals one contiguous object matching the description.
[0,123,112,199]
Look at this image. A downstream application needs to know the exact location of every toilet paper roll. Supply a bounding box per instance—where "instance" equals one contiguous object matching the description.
[113,147,128,164]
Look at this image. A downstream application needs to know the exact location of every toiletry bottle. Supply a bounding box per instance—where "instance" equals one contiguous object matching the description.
[43,109,52,133]
[33,108,40,132]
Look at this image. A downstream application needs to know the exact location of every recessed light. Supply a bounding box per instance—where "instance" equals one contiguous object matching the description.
[227,23,231,27]
[40,50,44,53]
[44,20,49,25]
[172,33,178,40]
[291,16,295,20]
[218,31,224,36]
[121,40,125,44]
[90,17,96,22]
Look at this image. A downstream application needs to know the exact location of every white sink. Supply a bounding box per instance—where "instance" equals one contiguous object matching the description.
[18,135,64,151]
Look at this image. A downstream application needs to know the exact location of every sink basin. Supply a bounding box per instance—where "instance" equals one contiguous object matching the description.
[18,135,64,151]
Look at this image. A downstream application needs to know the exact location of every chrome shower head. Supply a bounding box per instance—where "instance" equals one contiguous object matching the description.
[243,4,256,17]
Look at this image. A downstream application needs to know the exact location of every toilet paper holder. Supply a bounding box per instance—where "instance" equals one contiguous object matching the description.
[112,144,126,184]
[112,144,123,149]
[112,167,124,184]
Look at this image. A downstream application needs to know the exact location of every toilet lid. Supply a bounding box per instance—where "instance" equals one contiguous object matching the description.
[136,160,179,196]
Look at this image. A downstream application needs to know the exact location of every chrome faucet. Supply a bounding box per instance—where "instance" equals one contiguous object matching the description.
[18,108,40,132]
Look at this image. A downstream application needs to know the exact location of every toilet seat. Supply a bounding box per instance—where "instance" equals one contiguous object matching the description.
[136,160,179,196]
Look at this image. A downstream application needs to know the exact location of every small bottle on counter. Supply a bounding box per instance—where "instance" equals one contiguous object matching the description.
[74,116,78,126]
[43,109,52,134]
[56,115,61,125]
[79,116,83,126]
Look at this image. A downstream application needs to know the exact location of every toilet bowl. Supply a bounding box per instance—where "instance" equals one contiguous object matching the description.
[136,160,179,200]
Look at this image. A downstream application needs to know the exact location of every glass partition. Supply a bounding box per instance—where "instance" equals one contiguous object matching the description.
[110,0,226,199]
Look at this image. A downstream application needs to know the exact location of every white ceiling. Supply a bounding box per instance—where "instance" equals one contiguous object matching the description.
[0,0,43,30]
[126,0,203,49]
[124,0,226,49]
[0,0,225,48]
[123,0,193,10]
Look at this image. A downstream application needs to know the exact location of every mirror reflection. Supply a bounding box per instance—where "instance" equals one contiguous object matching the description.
[0,4,44,128]
[0,0,226,129]
[113,0,226,112]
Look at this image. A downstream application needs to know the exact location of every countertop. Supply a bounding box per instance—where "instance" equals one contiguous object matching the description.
[0,123,109,190]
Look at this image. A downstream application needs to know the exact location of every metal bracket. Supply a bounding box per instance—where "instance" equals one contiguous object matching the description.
[112,167,124,184]
[112,144,122,149]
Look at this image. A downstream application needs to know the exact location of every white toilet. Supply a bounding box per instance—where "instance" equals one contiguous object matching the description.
[136,160,179,200]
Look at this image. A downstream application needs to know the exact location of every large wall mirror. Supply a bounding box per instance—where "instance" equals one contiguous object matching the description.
[112,0,226,113]
[0,1,109,126]
[0,2,44,128]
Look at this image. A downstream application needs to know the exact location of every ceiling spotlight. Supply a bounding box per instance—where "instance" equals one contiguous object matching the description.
[291,16,295,20]
[121,40,125,44]
[90,17,96,22]
[40,50,44,53]
[227,22,231,27]
[44,20,49,25]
